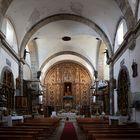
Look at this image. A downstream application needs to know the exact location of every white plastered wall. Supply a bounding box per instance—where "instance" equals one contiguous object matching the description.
[0,45,19,90]
[113,35,140,123]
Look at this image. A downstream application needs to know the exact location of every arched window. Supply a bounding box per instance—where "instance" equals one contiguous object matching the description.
[117,66,130,116]
[114,19,128,52]
[1,17,18,53]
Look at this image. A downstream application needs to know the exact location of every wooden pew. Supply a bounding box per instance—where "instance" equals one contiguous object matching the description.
[21,117,61,127]
[76,117,109,130]
[87,129,140,140]
[0,135,34,140]
[92,133,140,140]
[84,126,140,134]
[77,117,109,124]
[0,117,61,140]
[0,128,41,139]
[15,117,61,139]
[82,126,140,134]
[76,117,140,140]
[96,138,139,140]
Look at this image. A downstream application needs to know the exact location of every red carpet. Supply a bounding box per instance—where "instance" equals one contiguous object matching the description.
[60,122,78,140]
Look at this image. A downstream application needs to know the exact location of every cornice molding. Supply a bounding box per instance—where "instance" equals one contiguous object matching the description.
[0,30,24,64]
[0,30,6,40]
[1,39,19,61]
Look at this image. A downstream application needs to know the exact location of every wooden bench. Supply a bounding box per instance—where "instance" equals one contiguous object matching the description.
[96,138,140,140]
[76,117,140,140]
[92,133,140,140]
[0,135,34,140]
[87,129,140,140]
[0,117,61,140]
[84,126,140,133]
[76,117,109,130]
[15,117,61,139]
[25,117,61,126]
[78,123,140,140]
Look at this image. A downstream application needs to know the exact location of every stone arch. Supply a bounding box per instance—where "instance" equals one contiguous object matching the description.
[0,66,15,112]
[0,66,14,85]
[40,51,95,71]
[20,14,113,58]
[136,0,140,20]
[117,65,131,116]
[115,0,136,28]
[43,61,92,115]
[40,51,95,84]
[1,16,19,53]
[133,0,139,20]
[0,0,13,28]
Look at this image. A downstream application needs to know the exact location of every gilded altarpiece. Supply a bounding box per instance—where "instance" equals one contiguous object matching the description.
[44,62,92,110]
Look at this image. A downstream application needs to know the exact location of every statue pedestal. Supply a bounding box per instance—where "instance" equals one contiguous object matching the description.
[57,112,76,120]
[63,96,73,111]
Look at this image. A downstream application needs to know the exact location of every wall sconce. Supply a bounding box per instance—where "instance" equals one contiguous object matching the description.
[131,60,138,78]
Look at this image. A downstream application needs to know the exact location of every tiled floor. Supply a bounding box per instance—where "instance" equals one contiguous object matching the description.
[47,119,86,140]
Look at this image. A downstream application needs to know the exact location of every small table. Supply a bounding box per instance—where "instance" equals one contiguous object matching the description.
[2,115,24,126]
[109,116,128,125]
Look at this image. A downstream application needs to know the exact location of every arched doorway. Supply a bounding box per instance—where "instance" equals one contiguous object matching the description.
[43,62,92,116]
[0,67,15,114]
[117,66,130,116]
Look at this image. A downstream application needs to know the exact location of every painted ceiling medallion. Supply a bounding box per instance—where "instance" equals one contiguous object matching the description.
[62,36,71,41]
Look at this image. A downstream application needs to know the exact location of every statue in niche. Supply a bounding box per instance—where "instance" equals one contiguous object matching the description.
[132,61,138,77]
[64,83,72,96]
[65,85,71,96]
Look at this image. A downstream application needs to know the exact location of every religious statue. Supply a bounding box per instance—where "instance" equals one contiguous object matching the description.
[104,49,110,64]
[23,49,30,59]
[131,61,138,77]
[65,85,71,96]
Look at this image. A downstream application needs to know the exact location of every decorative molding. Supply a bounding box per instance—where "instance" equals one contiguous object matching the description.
[0,30,22,63]
[112,40,127,64]
[20,58,25,64]
[0,31,6,40]
[123,28,133,41]
[1,39,19,61]
[134,19,140,37]
[44,62,92,107]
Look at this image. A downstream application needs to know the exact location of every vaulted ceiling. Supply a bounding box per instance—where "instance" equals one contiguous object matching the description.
[1,0,135,80]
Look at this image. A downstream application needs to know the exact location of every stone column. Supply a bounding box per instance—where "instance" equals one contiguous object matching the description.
[17,59,24,96]
[109,62,115,115]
